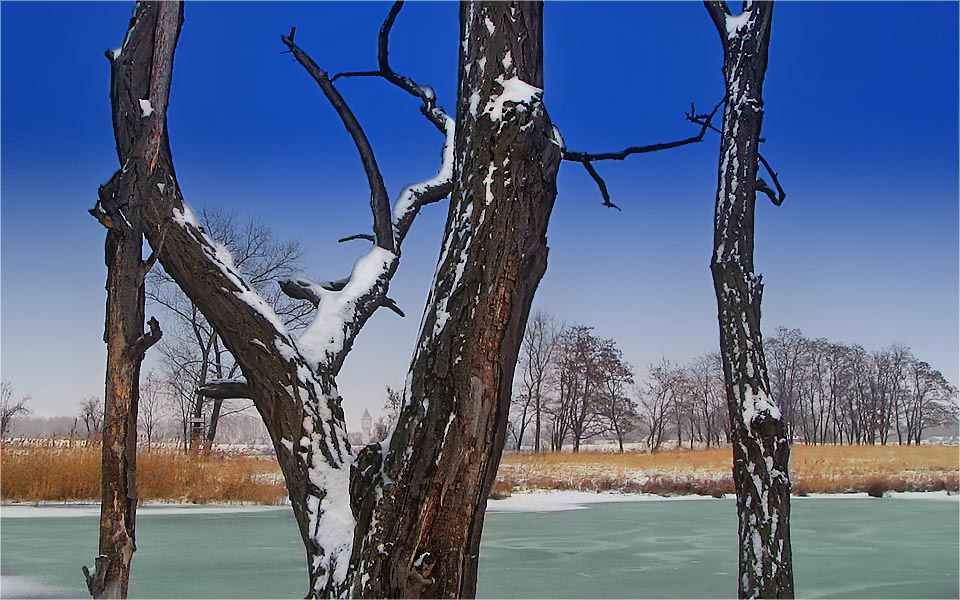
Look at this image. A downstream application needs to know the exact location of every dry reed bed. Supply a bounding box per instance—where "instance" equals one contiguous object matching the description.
[1,445,286,505]
[3,444,957,504]
[495,445,960,497]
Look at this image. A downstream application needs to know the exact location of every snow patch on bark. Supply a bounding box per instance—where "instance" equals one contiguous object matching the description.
[483,77,542,122]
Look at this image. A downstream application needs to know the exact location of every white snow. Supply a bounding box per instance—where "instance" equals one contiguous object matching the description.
[483,77,543,122]
[486,491,717,513]
[469,90,482,117]
[725,11,751,38]
[139,98,154,118]
[109,47,122,59]
[296,246,397,368]
[741,385,782,426]
[887,490,959,501]
[551,125,566,150]
[392,114,456,226]
[171,203,200,227]
[0,575,65,598]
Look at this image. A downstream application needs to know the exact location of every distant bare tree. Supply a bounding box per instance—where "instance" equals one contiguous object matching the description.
[371,386,403,442]
[640,360,684,452]
[79,396,104,437]
[138,372,166,448]
[555,326,609,452]
[148,208,310,451]
[686,353,726,447]
[515,311,559,452]
[0,381,31,441]
[596,344,635,452]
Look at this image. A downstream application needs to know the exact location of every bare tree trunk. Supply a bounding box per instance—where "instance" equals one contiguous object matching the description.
[704,1,793,598]
[347,3,560,596]
[83,3,171,597]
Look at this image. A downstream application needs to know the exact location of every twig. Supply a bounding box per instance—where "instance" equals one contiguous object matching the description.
[582,161,619,211]
[329,0,446,133]
[338,233,376,244]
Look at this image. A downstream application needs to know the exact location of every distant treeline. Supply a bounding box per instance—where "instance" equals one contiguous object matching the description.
[509,314,958,452]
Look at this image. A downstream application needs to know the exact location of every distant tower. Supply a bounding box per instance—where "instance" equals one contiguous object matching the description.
[361,409,373,442]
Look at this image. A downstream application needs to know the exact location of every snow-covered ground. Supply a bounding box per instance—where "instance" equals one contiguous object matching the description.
[486,490,717,512]
[486,489,957,512]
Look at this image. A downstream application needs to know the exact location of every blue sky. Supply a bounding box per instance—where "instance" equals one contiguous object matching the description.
[2,2,957,429]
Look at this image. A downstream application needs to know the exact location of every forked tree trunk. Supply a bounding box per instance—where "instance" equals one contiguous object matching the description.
[109,1,558,597]
[704,1,794,598]
[84,2,171,597]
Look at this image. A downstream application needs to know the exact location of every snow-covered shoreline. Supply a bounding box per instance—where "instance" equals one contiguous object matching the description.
[2,489,954,519]
[486,489,958,512]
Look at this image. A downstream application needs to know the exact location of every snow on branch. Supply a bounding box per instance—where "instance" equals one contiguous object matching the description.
[271,1,455,380]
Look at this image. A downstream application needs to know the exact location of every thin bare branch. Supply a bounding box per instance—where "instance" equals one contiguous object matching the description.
[338,233,376,244]
[281,28,394,253]
[196,379,253,400]
[758,153,786,205]
[565,99,724,163]
[140,222,168,281]
[330,0,446,133]
[565,99,723,208]
[330,70,380,82]
[581,161,619,211]
[382,297,405,318]
[687,100,787,205]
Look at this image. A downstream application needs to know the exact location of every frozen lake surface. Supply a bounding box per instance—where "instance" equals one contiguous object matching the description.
[1,495,957,598]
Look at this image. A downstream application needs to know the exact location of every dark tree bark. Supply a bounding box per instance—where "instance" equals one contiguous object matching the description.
[83,3,172,597]
[345,3,559,596]
[703,1,793,598]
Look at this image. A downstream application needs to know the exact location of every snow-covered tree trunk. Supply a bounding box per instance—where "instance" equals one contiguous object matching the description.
[84,3,171,597]
[704,2,793,598]
[345,3,560,596]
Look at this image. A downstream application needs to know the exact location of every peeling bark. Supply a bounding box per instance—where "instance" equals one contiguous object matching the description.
[704,1,794,598]
[84,2,172,597]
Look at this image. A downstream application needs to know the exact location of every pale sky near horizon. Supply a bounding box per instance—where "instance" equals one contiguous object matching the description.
[2,1,957,432]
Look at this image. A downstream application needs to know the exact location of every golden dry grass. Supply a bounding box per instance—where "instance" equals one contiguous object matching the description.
[498,445,960,497]
[1,444,287,505]
[3,443,956,504]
